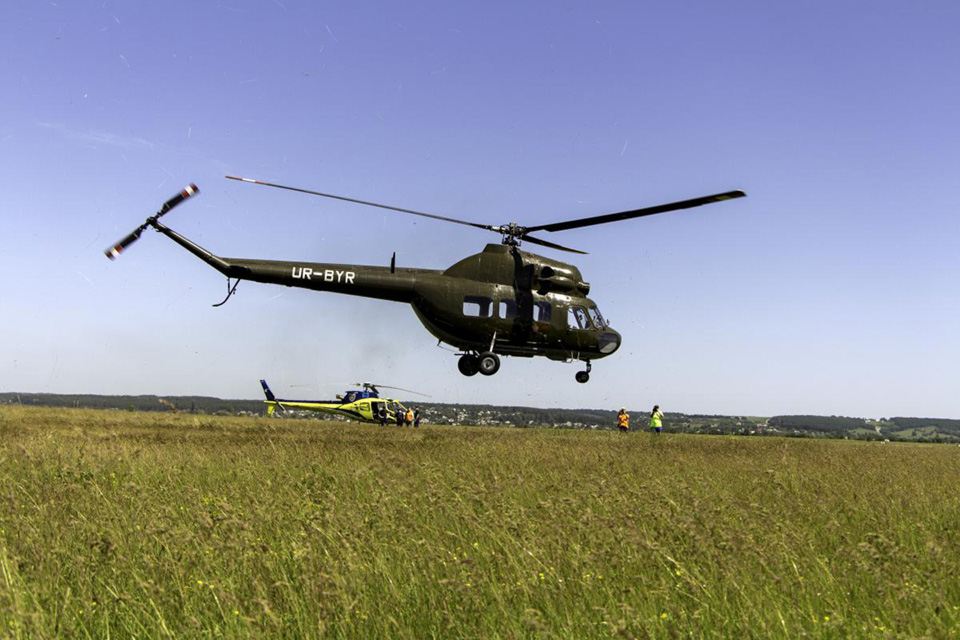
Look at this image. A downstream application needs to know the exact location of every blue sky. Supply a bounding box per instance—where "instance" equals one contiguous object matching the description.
[2,1,958,418]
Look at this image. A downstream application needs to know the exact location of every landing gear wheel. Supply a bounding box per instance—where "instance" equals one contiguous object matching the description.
[458,354,479,377]
[478,352,501,376]
[575,371,590,384]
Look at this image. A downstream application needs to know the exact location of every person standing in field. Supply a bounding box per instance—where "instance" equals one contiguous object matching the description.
[649,405,663,433]
[617,408,630,432]
[414,408,422,428]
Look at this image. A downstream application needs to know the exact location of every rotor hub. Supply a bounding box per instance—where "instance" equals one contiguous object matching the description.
[498,222,527,246]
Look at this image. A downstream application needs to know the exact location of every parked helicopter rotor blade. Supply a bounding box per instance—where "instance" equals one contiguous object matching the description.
[524,190,746,234]
[368,384,432,398]
[104,184,200,259]
[520,234,588,255]
[226,175,497,233]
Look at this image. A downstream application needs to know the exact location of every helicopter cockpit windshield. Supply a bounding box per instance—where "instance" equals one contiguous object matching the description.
[567,305,609,330]
[588,306,608,329]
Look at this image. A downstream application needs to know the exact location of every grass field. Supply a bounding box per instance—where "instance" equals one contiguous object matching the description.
[1,405,959,638]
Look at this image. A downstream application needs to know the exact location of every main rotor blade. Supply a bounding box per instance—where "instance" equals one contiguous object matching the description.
[525,190,746,234]
[226,175,496,232]
[521,234,588,255]
[370,384,432,398]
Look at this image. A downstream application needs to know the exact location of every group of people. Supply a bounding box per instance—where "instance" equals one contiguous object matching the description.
[378,405,421,428]
[616,405,663,433]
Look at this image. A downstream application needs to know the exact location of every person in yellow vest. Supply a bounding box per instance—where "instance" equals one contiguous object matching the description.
[405,408,414,427]
[617,408,629,432]
[649,405,663,433]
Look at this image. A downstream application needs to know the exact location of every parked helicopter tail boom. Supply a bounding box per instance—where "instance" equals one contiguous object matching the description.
[260,379,277,402]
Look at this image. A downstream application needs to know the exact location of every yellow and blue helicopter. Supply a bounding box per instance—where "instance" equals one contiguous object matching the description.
[260,380,426,424]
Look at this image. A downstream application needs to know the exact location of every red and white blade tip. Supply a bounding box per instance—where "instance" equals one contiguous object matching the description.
[106,245,124,260]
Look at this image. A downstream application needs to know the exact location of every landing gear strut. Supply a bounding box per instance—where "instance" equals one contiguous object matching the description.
[576,361,592,384]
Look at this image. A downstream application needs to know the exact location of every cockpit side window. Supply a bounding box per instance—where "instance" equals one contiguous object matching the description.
[567,306,593,330]
[463,295,492,317]
[535,301,552,323]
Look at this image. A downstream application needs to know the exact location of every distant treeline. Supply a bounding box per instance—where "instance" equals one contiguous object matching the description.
[768,415,868,432]
[0,392,264,415]
[889,417,960,435]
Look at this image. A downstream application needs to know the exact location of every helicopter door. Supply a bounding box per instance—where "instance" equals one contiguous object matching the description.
[565,305,594,350]
[527,298,552,343]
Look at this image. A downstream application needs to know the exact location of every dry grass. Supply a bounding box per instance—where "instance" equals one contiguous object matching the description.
[1,405,959,638]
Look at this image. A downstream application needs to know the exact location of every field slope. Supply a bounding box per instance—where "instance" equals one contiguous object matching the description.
[1,406,958,637]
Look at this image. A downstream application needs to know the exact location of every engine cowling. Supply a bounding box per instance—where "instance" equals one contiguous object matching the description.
[537,266,590,295]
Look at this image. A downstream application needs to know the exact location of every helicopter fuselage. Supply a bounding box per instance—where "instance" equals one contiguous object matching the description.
[154,221,621,367]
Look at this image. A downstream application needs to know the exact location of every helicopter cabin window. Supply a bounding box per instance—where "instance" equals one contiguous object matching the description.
[463,296,492,317]
[567,306,593,330]
[499,299,518,319]
[535,301,552,323]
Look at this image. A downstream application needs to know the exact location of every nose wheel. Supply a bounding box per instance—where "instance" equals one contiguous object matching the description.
[575,361,592,383]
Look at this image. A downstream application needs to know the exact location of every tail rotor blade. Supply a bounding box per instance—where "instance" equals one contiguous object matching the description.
[104,227,145,260]
[159,184,200,216]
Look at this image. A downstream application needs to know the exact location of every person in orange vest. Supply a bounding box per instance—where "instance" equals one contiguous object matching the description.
[617,408,630,432]
[405,408,414,427]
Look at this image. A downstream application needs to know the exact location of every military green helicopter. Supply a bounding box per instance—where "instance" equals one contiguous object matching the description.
[106,178,744,382]
[260,380,423,424]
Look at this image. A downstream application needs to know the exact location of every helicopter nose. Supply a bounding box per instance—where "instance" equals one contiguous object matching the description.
[598,329,621,355]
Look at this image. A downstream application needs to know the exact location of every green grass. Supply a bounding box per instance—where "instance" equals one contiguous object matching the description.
[1,406,959,638]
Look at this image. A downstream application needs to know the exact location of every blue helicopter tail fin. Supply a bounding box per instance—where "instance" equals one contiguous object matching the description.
[260,379,276,402]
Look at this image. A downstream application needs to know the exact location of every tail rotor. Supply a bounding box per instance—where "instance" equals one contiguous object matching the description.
[104,184,200,259]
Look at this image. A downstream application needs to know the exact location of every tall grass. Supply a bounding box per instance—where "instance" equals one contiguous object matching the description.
[0,405,958,637]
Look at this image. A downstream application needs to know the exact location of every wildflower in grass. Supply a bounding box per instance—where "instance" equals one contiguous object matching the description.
[233,609,239,616]
[661,612,668,620]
